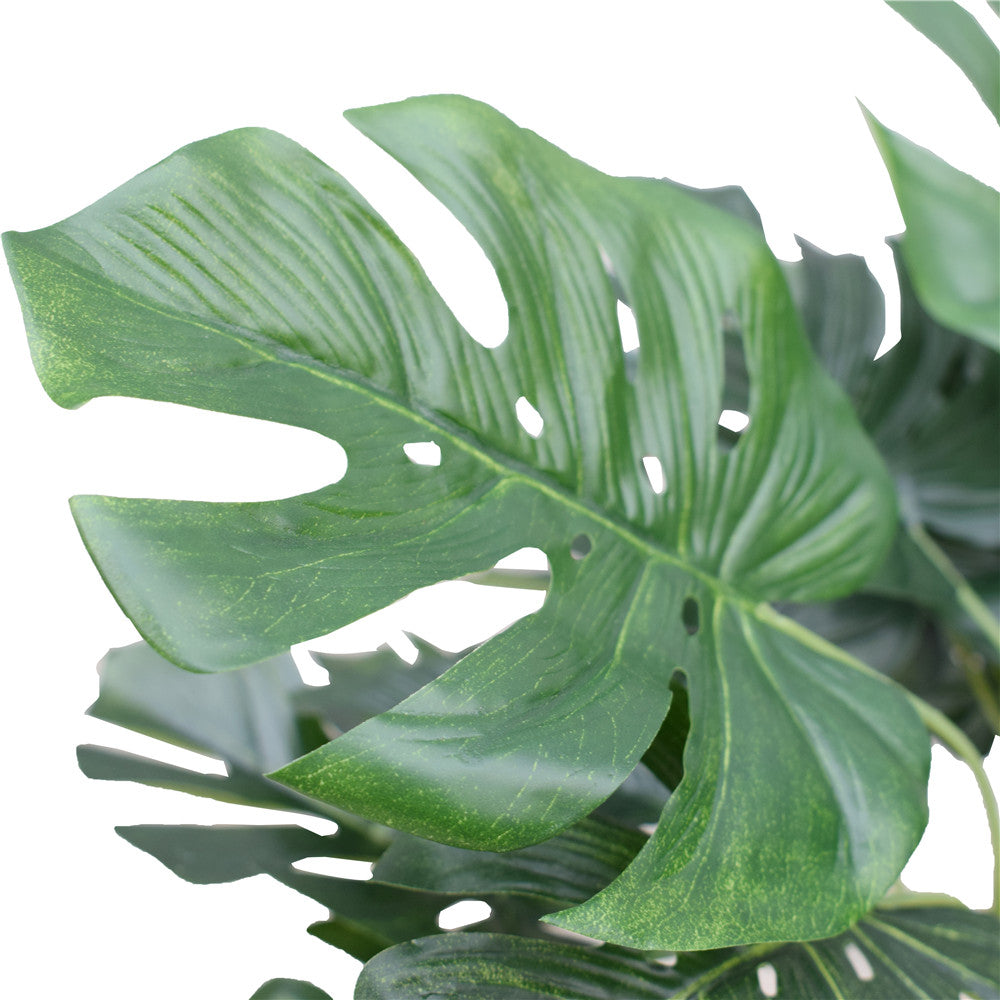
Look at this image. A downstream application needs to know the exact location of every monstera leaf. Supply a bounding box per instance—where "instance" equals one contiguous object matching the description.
[4,96,930,949]
[251,981,332,1000]
[863,1,1000,353]
[119,823,454,962]
[356,906,1000,1000]
[889,0,1000,126]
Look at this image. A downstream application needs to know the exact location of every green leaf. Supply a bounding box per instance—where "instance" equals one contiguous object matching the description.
[5,96,927,949]
[82,640,397,847]
[77,743,310,813]
[863,110,1000,349]
[355,907,1000,1000]
[374,816,646,910]
[250,980,333,1000]
[782,594,998,753]
[118,824,449,961]
[302,635,465,734]
[888,1,1000,124]
[788,236,999,549]
[90,641,305,770]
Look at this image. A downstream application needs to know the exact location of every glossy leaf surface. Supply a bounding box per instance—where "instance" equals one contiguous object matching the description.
[356,907,1000,1000]
[5,97,928,948]
[889,0,1000,124]
[864,112,1000,350]
[251,980,333,1000]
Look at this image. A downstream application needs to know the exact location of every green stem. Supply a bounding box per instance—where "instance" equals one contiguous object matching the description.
[950,632,1000,734]
[909,693,999,914]
[461,568,551,591]
[907,522,1000,655]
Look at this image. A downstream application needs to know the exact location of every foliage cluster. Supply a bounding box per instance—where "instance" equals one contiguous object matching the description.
[5,2,999,997]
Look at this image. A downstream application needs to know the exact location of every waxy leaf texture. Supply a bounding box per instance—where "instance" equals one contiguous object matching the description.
[4,96,930,949]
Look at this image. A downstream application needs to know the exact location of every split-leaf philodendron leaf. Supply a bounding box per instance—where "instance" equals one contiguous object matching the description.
[4,96,930,950]
[355,906,1000,1000]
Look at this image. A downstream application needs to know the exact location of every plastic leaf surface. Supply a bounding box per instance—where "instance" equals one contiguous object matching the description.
[5,96,928,948]
[355,907,1000,1000]
[250,981,333,1000]
[888,0,1000,124]
[119,824,450,961]
[864,112,1000,350]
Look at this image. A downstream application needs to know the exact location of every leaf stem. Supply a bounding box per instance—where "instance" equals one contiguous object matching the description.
[906,522,1000,655]
[461,568,551,591]
[908,693,999,913]
[950,632,1000,734]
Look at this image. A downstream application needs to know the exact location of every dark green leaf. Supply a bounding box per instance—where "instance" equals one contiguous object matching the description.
[355,906,1000,999]
[5,97,926,949]
[118,824,449,961]
[863,110,1000,349]
[250,980,332,1000]
[77,743,307,813]
[90,641,306,771]
[374,816,646,910]
[302,635,465,734]
[889,1,1000,124]
[791,238,998,549]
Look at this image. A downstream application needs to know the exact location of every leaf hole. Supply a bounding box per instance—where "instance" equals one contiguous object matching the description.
[718,410,750,434]
[843,942,874,982]
[515,396,544,438]
[652,952,677,967]
[480,546,552,593]
[402,441,441,466]
[292,857,373,881]
[642,456,667,495]
[682,597,700,636]
[617,299,640,353]
[436,899,492,930]
[570,534,592,560]
[756,962,778,998]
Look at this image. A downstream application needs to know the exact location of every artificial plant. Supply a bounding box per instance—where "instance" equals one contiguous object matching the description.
[5,1,999,996]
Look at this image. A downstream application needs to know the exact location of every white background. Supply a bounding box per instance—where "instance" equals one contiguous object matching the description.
[2,1,998,997]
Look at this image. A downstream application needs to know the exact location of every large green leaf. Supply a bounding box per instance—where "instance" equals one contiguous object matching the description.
[5,96,928,949]
[355,906,1000,1000]
[888,1,1000,125]
[864,111,1000,350]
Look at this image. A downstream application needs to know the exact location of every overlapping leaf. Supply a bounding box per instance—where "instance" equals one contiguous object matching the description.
[251,981,332,1000]
[693,189,998,743]
[889,1,1000,125]
[119,823,452,961]
[5,96,929,948]
[355,906,1000,1000]
[775,235,999,738]
[864,1,1000,350]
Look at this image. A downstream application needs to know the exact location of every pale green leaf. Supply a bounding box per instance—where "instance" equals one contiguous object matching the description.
[889,1,1000,124]
[864,110,1000,349]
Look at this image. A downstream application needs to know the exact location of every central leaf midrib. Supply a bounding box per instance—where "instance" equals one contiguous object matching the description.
[46,248,748,600]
